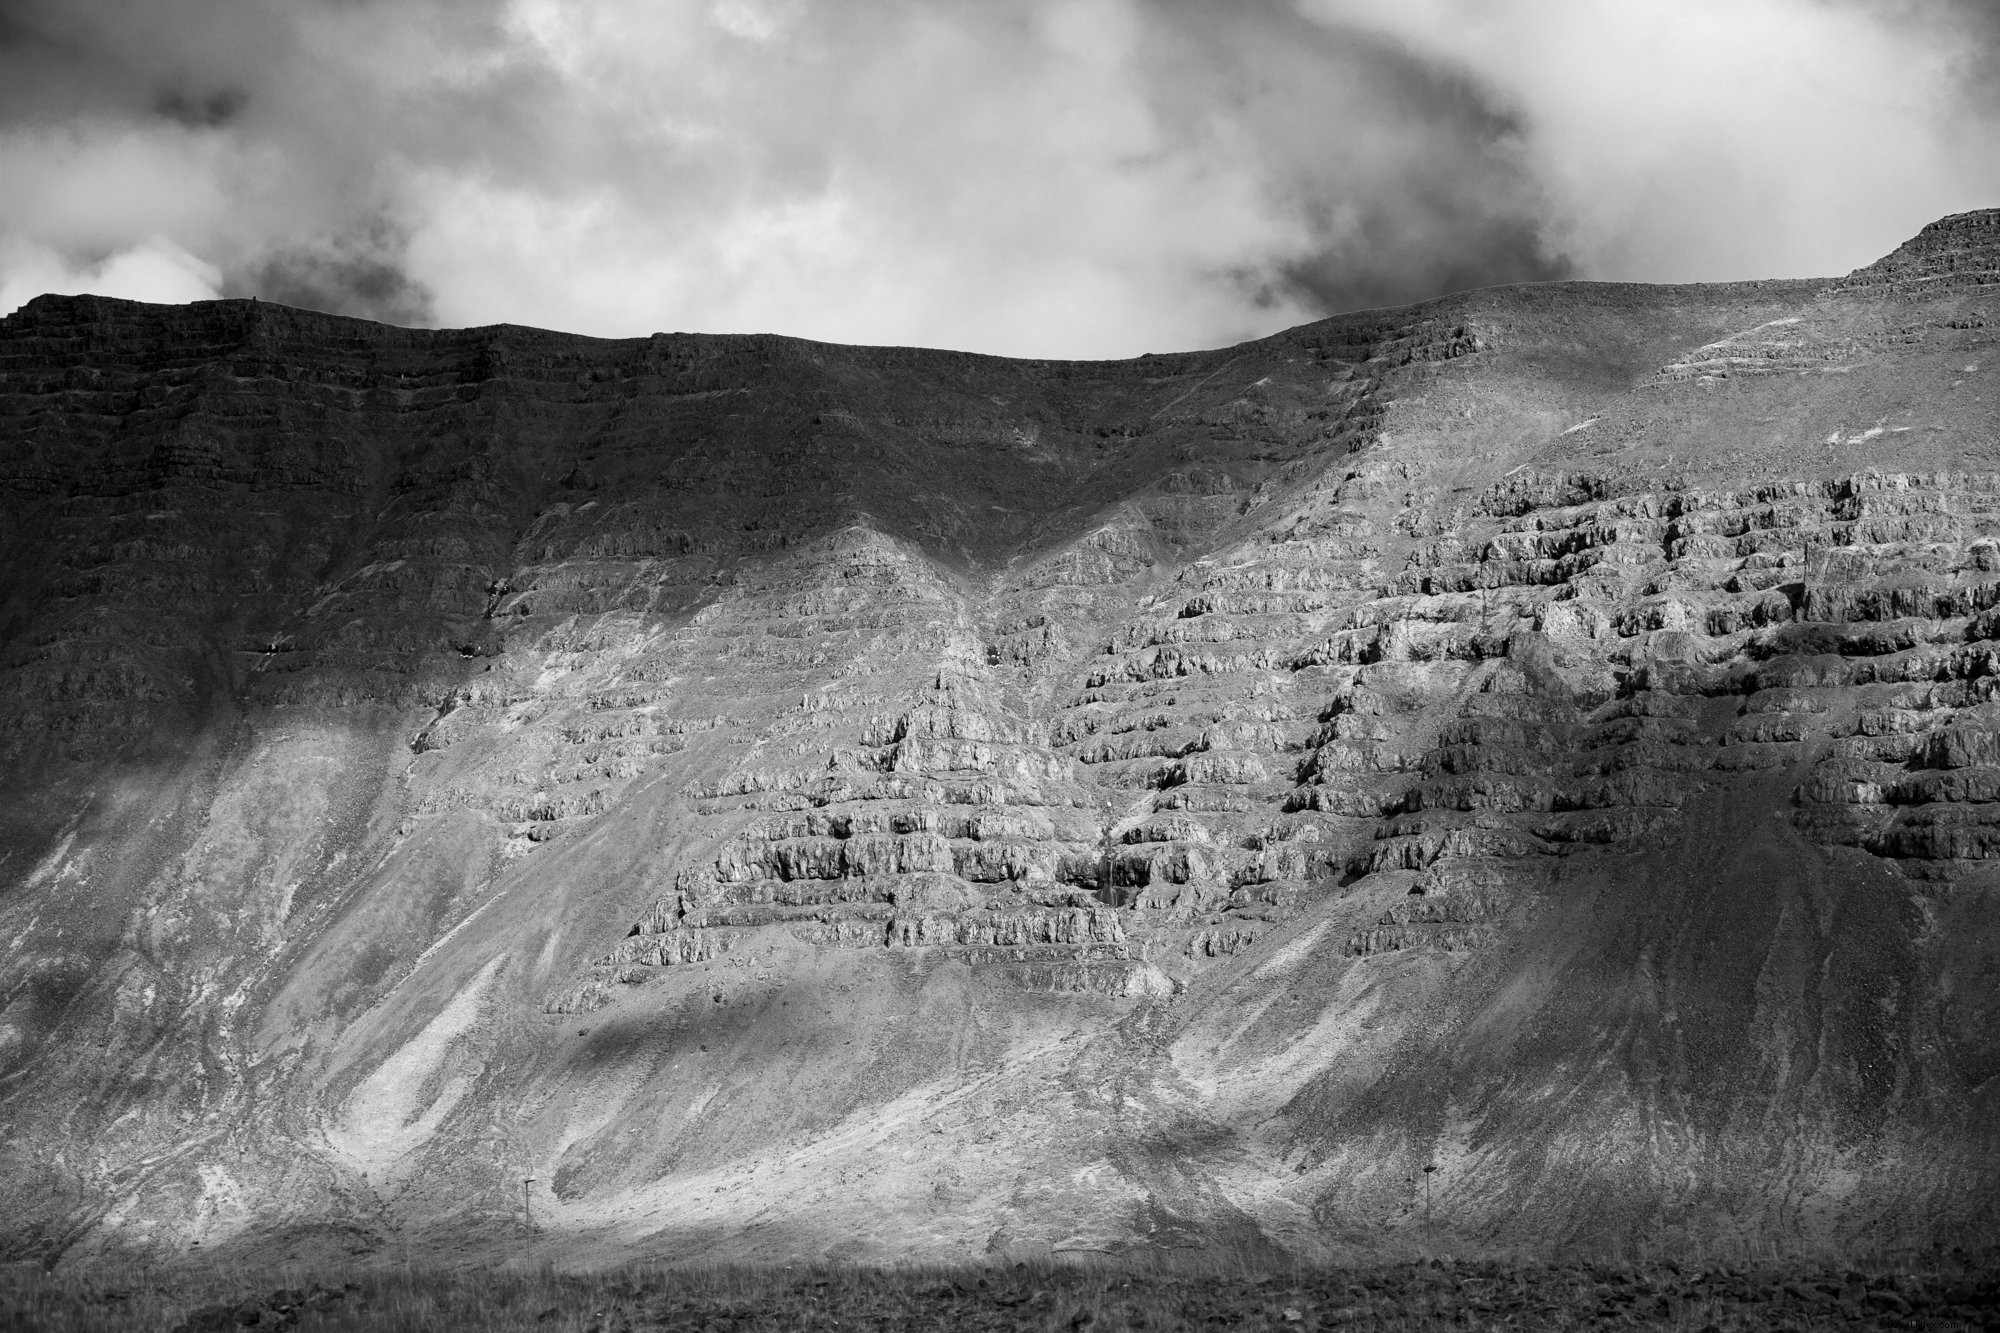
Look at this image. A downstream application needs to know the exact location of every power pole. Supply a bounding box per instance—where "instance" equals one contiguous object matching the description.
[523,1176,537,1231]
[1423,1163,1436,1231]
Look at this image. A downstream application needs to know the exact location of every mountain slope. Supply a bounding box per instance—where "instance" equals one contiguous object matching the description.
[1,210,1997,1265]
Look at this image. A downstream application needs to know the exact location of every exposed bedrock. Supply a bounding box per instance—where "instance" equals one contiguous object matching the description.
[2,211,1999,1265]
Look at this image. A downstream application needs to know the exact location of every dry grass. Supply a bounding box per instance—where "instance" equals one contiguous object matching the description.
[1,1244,1997,1333]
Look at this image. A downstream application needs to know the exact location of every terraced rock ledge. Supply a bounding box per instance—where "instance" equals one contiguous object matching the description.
[1,209,1998,1266]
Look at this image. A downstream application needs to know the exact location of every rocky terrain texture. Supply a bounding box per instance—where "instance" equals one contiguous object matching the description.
[6,1249,2000,1332]
[1,209,1998,1266]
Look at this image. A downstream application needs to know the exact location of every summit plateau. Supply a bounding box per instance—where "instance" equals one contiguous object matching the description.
[2,210,1999,1266]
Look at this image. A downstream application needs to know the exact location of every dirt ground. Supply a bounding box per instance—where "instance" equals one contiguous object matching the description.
[3,1247,1998,1332]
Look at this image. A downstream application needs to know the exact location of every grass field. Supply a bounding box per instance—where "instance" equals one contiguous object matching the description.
[2,1246,1996,1331]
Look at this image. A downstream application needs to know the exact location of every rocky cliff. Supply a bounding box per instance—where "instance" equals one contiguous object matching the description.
[2,209,1998,1266]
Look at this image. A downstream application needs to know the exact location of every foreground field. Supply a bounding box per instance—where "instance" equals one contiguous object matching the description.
[3,1249,1998,1332]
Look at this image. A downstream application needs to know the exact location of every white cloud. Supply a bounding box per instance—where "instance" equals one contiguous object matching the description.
[397,0,1329,354]
[0,123,233,257]
[0,235,220,316]
[1302,0,2000,282]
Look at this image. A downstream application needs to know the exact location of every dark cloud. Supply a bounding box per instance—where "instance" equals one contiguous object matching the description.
[1930,0,2000,115]
[224,228,434,327]
[1134,3,1573,315]
[1277,208,1570,316]
[0,0,293,121]
[0,0,47,50]
[154,87,246,129]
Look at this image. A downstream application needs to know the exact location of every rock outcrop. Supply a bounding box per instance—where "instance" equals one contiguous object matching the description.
[2,210,1999,1265]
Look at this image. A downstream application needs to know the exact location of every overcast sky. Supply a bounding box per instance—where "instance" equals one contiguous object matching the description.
[1,0,1996,357]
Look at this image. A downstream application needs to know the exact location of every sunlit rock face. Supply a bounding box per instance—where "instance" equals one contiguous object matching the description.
[3,210,1998,1266]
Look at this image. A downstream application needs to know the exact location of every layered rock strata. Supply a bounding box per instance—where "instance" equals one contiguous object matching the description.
[2,211,1998,1264]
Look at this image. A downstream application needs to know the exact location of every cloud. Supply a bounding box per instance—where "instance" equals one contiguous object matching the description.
[1143,4,1574,315]
[0,234,219,314]
[398,0,1347,352]
[1303,0,2000,284]
[224,229,433,328]
[0,0,1994,356]
[387,0,1572,349]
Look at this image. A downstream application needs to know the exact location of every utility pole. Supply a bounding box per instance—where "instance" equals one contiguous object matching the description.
[523,1176,537,1231]
[1423,1163,1436,1232]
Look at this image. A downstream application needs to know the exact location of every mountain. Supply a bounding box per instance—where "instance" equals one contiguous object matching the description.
[2,210,1998,1267]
